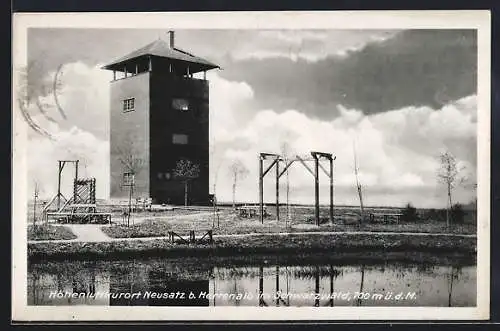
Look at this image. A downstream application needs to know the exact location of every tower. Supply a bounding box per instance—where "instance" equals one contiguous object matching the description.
[102,31,219,205]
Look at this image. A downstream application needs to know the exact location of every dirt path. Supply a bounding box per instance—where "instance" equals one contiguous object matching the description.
[57,224,113,242]
[28,229,476,244]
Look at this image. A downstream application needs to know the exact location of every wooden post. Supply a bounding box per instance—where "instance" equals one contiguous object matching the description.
[148,56,152,72]
[329,157,334,225]
[57,161,63,210]
[74,160,79,202]
[314,156,320,226]
[276,159,279,223]
[124,66,127,78]
[33,183,38,227]
[259,156,264,224]
[135,64,138,75]
[113,70,116,81]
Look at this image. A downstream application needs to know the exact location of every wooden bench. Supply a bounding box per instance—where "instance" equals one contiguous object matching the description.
[46,212,112,224]
[237,206,269,218]
[168,229,213,244]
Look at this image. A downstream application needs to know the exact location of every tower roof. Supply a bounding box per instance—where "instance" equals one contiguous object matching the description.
[101,38,219,72]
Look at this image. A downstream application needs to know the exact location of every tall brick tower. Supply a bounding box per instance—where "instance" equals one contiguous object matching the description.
[102,31,219,205]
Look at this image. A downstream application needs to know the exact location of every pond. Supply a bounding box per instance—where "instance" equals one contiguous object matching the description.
[27,255,476,307]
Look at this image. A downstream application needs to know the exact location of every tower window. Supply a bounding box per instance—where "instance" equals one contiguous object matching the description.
[172,133,189,145]
[172,98,189,111]
[123,98,135,112]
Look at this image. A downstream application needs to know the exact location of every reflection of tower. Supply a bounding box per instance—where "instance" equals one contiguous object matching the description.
[147,270,209,306]
[102,31,219,205]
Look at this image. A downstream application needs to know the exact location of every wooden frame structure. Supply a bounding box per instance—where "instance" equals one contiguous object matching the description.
[258,151,336,226]
[42,160,111,224]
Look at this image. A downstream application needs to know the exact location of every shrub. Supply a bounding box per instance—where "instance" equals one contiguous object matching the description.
[401,203,419,223]
[451,203,465,224]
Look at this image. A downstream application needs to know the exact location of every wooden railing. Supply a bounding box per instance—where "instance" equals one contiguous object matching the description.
[168,230,214,244]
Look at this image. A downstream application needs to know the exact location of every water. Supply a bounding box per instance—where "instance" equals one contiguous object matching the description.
[28,256,476,307]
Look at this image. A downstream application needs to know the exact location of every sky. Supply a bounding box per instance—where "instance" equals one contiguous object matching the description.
[20,28,478,208]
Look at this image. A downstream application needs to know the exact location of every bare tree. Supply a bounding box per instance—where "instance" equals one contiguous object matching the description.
[33,181,39,227]
[174,158,200,206]
[353,141,365,223]
[113,139,146,226]
[211,158,224,228]
[437,151,465,227]
[229,160,249,208]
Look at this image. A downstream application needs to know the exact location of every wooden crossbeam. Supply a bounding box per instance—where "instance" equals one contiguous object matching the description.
[262,158,279,177]
[296,155,315,177]
[278,160,295,178]
[311,151,333,159]
[318,162,331,178]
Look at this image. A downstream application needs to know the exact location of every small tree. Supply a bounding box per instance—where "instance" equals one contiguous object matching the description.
[451,203,465,224]
[437,151,465,227]
[401,203,418,223]
[114,140,145,226]
[229,160,249,208]
[174,158,200,206]
[32,181,39,227]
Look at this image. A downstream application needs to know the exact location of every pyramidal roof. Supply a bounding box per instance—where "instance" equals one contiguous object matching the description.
[102,38,219,71]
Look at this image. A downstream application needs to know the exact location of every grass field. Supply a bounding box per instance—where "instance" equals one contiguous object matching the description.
[100,205,476,239]
[27,200,477,240]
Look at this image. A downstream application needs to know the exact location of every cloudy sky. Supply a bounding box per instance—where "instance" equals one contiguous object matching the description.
[21,28,478,208]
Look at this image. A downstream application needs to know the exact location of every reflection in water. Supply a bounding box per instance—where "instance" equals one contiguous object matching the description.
[28,258,476,307]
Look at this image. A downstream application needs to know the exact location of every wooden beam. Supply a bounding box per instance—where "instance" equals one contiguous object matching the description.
[329,158,334,224]
[259,157,264,224]
[318,161,331,178]
[276,160,279,223]
[262,158,279,177]
[311,151,333,159]
[296,156,314,177]
[278,160,295,178]
[314,157,320,226]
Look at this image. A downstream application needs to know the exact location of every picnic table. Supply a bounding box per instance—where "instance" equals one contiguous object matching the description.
[236,205,269,218]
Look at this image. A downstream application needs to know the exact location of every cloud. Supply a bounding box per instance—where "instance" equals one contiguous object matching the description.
[213,95,477,208]
[24,62,111,199]
[219,29,477,120]
[28,125,109,200]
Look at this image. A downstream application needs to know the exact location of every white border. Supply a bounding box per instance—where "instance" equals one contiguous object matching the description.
[12,10,491,321]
